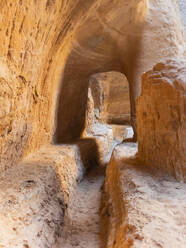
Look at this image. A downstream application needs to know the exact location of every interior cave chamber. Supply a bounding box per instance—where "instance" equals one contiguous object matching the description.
[0,0,186,248]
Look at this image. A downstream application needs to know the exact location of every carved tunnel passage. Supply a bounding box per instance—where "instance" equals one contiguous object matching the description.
[53,0,147,143]
[0,0,186,247]
[54,68,132,144]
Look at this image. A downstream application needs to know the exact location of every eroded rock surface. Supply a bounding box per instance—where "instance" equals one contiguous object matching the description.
[83,72,132,165]
[0,1,186,247]
[137,59,186,182]
[89,72,130,125]
[0,144,85,248]
[0,0,185,168]
[102,143,186,248]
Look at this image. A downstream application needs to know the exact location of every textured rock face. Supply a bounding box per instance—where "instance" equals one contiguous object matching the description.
[0,1,186,247]
[89,72,130,125]
[0,0,82,172]
[83,72,132,165]
[137,59,186,182]
[82,78,113,165]
[0,144,85,247]
[54,0,185,142]
[102,143,186,248]
[54,0,148,142]
[0,0,185,171]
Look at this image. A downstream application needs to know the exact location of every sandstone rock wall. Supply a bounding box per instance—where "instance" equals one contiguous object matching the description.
[82,78,115,165]
[0,144,85,247]
[88,71,130,125]
[137,59,186,182]
[82,71,132,165]
[127,0,185,127]
[0,0,98,171]
[54,0,148,142]
[54,0,185,141]
[0,0,185,172]
[103,143,186,248]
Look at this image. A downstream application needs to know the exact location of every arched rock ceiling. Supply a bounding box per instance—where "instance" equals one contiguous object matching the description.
[55,0,148,142]
[55,0,185,141]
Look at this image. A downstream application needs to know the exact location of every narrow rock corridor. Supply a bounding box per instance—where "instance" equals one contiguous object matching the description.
[56,167,105,248]
[0,1,186,247]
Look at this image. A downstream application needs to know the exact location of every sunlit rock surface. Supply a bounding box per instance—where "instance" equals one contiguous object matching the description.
[88,72,130,125]
[102,143,186,248]
[137,59,186,182]
[0,0,186,247]
[0,144,85,247]
[0,0,184,172]
[83,71,132,165]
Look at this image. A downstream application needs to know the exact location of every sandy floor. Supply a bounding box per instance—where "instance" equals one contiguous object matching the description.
[56,168,105,248]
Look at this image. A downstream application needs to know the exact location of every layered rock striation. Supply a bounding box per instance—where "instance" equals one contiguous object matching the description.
[88,72,131,125]
[0,1,186,247]
[0,0,184,172]
[137,59,186,182]
[0,144,87,247]
[83,71,132,165]
[102,143,186,248]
